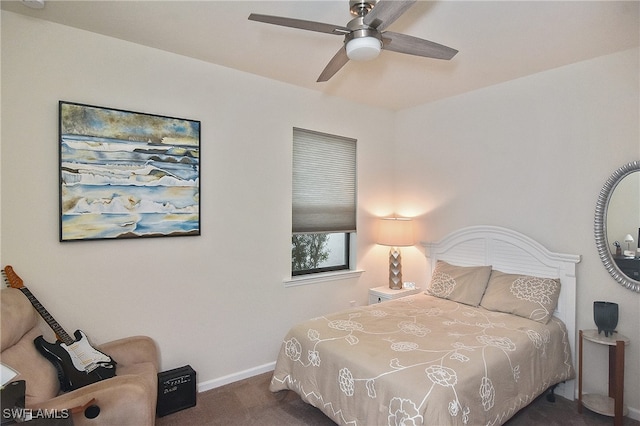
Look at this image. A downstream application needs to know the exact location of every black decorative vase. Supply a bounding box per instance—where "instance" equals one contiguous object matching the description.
[593,301,618,337]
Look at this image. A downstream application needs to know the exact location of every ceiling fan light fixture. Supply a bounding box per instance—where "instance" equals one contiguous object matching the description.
[346,36,382,61]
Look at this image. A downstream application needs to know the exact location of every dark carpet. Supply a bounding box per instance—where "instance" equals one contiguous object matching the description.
[156,372,638,425]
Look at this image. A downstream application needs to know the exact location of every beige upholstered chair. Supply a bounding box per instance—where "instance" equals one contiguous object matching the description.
[1,287,159,425]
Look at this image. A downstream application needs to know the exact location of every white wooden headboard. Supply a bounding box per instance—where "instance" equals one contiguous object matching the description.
[422,225,581,400]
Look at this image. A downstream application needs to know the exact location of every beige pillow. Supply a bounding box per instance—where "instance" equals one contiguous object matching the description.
[425,261,492,306]
[480,270,561,324]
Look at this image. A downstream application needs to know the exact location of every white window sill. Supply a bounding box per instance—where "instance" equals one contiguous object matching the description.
[284,269,364,288]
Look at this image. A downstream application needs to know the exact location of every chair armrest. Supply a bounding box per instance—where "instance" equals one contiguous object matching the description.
[98,336,159,371]
[30,374,156,426]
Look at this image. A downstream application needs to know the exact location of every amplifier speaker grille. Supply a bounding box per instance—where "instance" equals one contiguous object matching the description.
[156,365,196,417]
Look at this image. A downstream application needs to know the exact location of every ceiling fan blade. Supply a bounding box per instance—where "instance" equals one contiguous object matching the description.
[317,46,350,82]
[363,0,417,31]
[248,14,350,36]
[382,31,458,60]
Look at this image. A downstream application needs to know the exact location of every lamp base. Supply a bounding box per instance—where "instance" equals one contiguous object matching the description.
[388,247,403,290]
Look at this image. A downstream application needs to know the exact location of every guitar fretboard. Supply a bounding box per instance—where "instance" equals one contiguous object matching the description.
[18,287,74,346]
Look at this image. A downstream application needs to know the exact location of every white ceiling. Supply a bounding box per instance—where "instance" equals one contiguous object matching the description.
[3,0,639,110]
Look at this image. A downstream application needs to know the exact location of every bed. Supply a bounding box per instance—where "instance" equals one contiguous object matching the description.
[270,226,581,425]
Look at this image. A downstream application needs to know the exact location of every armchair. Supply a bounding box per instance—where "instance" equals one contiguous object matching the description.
[1,287,159,425]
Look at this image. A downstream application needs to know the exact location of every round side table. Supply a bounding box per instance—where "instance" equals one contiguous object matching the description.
[578,329,630,426]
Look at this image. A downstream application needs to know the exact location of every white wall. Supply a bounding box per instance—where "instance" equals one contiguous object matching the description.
[2,9,639,418]
[0,11,396,388]
[395,47,640,416]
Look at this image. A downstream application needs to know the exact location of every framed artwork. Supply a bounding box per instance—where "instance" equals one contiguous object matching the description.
[59,101,200,241]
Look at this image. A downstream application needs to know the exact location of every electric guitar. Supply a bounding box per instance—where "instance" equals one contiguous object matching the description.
[2,265,116,391]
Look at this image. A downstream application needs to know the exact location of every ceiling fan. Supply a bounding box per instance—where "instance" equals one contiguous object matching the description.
[248,0,458,82]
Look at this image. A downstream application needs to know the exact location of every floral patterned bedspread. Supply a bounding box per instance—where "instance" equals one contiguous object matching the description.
[270,293,574,426]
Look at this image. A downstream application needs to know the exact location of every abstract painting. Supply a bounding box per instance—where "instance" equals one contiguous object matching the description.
[59,101,200,241]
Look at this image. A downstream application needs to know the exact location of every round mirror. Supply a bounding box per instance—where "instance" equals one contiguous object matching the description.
[594,160,640,292]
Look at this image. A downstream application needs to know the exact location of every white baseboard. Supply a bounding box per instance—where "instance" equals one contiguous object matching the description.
[196,361,276,393]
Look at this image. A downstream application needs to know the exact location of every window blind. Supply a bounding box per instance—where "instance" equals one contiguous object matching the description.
[292,127,356,234]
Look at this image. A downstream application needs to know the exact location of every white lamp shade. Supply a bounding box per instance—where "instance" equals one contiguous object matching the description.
[377,218,414,247]
[624,234,634,243]
[346,37,382,61]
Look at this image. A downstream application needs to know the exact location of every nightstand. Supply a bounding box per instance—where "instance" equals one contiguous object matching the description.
[578,329,630,426]
[368,286,421,305]
[613,256,640,280]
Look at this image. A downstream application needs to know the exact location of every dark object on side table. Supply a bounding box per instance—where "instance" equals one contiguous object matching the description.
[593,301,618,337]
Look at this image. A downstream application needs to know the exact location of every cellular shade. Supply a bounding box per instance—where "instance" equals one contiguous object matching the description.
[292,128,356,234]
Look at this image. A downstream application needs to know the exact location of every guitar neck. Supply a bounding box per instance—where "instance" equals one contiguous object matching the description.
[18,287,74,346]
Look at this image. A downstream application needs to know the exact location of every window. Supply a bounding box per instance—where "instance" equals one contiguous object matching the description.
[292,128,356,276]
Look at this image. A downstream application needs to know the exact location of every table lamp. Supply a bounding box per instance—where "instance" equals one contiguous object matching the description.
[377,217,414,290]
[624,234,635,257]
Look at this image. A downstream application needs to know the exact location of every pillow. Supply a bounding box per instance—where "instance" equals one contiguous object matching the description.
[425,260,492,306]
[480,270,561,324]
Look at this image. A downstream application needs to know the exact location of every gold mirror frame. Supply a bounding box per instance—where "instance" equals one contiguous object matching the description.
[594,160,640,293]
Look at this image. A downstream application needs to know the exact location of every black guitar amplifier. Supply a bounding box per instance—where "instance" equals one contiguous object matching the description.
[156,365,196,417]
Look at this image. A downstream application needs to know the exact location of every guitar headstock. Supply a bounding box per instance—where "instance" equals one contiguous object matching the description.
[2,265,24,289]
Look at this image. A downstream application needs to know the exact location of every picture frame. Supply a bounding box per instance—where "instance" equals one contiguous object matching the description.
[59,101,200,241]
